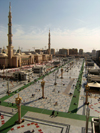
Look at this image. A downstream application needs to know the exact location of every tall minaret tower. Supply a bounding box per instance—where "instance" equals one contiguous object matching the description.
[48,30,51,55]
[7,2,14,67]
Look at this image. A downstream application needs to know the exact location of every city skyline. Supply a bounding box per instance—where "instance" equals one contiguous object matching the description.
[0,0,100,52]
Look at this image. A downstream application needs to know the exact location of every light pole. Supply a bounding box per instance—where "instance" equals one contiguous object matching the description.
[28,73,30,82]
[54,69,59,85]
[3,65,5,80]
[85,84,89,105]
[54,72,57,85]
[15,94,22,124]
[61,68,63,79]
[7,78,10,94]
[41,79,45,99]
[85,104,90,133]
[6,70,7,80]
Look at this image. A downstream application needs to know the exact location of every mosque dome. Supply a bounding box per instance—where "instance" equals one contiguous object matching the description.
[0,53,7,57]
[27,53,32,55]
[21,53,25,55]
[14,53,21,56]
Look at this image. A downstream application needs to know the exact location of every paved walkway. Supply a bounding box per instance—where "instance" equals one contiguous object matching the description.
[0,106,92,133]
[24,111,91,128]
[0,59,93,133]
[63,78,75,95]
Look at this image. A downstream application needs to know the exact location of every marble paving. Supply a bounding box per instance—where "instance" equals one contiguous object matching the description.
[77,63,100,117]
[5,59,83,113]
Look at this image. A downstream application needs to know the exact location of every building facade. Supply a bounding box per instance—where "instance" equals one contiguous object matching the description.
[96,50,100,61]
[79,49,83,55]
[59,49,69,56]
[0,4,51,69]
[51,48,55,56]
[69,48,78,55]
[92,49,96,58]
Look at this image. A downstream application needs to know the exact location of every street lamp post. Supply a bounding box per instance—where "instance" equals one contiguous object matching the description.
[54,69,59,85]
[54,72,57,85]
[28,73,30,82]
[3,65,5,80]
[41,79,45,99]
[15,94,22,124]
[7,78,10,94]
[85,84,89,105]
[6,70,7,80]
[61,68,63,79]
[85,104,90,133]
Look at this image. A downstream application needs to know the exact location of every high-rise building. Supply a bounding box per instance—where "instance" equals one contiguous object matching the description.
[92,49,96,58]
[79,49,83,55]
[51,48,55,56]
[96,50,100,61]
[69,48,78,55]
[59,49,69,56]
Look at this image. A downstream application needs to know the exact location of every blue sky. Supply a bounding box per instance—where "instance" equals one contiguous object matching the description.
[0,0,100,52]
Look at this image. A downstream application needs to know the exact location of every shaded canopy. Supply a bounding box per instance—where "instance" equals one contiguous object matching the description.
[88,82,100,88]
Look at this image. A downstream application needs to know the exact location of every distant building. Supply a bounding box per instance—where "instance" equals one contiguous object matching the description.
[0,4,51,68]
[92,49,96,58]
[35,49,42,54]
[96,50,100,61]
[34,54,42,63]
[53,61,60,67]
[32,66,46,73]
[59,49,69,56]
[79,49,83,55]
[51,48,55,56]
[69,48,78,55]
[13,70,33,80]
[0,48,2,53]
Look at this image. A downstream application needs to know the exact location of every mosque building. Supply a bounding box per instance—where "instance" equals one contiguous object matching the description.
[0,3,52,69]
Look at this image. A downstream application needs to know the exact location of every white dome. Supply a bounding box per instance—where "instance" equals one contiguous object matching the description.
[21,53,25,55]
[0,53,7,57]
[14,53,21,56]
[27,53,32,55]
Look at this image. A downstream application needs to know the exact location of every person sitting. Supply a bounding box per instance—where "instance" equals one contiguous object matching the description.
[32,129,35,132]
[98,98,100,101]
[32,94,35,97]
[50,110,55,117]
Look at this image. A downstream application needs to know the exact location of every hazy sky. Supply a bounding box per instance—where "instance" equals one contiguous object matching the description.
[0,0,100,52]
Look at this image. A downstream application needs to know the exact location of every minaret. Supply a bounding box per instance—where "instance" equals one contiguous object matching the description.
[48,30,51,55]
[7,2,14,67]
